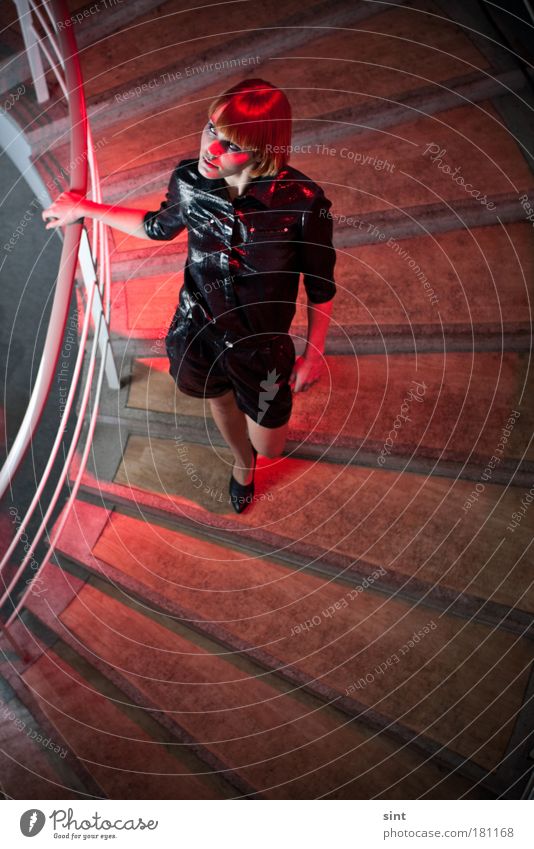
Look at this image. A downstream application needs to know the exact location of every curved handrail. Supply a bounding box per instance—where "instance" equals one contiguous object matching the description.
[0,0,87,499]
[0,0,116,632]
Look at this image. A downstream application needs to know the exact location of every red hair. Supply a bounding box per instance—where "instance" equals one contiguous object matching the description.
[208,79,292,177]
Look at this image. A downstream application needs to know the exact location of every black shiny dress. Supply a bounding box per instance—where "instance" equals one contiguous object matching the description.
[142,158,337,425]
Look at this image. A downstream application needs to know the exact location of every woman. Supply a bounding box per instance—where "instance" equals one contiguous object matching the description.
[43,79,337,512]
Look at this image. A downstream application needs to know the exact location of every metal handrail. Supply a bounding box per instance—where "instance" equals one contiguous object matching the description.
[1,0,87,500]
[0,0,118,637]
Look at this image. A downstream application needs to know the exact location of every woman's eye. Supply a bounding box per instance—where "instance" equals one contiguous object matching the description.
[205,121,241,152]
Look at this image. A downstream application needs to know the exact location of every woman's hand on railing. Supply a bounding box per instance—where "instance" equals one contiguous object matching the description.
[42,190,87,228]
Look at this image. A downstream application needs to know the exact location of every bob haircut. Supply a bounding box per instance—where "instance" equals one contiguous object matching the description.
[207,79,292,177]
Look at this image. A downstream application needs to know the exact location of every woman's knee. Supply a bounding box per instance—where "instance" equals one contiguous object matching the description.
[247,417,288,457]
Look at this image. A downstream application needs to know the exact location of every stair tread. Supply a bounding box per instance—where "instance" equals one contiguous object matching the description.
[0,0,163,95]
[25,576,490,798]
[7,0,531,802]
[287,101,532,215]
[55,500,533,774]
[27,0,388,155]
[87,101,533,240]
[84,502,534,766]
[77,0,316,101]
[84,0,490,104]
[101,194,529,291]
[74,436,534,617]
[87,100,533,262]
[82,60,523,214]
[22,649,226,799]
[67,0,493,174]
[321,221,534,335]
[256,0,491,114]
[106,221,533,342]
[123,350,534,468]
[4,0,530,803]
[0,683,83,799]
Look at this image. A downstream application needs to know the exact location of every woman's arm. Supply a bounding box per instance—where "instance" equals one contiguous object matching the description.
[304,297,334,360]
[42,190,152,240]
[290,297,334,393]
[291,189,337,393]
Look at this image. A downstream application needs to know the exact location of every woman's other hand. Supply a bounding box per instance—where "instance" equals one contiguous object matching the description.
[42,190,86,229]
[289,350,324,393]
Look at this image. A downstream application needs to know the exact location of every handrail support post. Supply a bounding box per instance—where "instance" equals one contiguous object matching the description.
[78,229,120,391]
[13,0,50,103]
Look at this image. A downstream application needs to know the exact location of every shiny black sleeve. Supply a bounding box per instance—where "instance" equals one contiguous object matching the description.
[298,190,337,303]
[143,165,186,241]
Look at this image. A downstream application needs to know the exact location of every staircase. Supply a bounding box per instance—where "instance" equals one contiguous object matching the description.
[1,0,533,799]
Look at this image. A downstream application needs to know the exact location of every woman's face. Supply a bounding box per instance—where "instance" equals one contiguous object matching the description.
[198,104,258,180]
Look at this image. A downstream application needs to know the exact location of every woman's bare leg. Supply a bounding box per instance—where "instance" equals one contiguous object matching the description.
[208,390,289,484]
[208,390,255,485]
[245,414,289,458]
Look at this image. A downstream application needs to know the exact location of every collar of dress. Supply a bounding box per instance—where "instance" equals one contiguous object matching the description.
[193,162,291,208]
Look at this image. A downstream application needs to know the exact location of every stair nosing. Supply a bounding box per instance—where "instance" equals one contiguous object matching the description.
[57,67,525,205]
[93,402,534,489]
[17,634,239,799]
[74,483,534,639]
[105,192,534,284]
[20,606,260,799]
[107,330,534,358]
[26,0,411,150]
[38,554,508,796]
[0,643,108,799]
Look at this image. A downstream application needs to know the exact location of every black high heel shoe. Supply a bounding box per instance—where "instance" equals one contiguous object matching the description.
[229,444,258,514]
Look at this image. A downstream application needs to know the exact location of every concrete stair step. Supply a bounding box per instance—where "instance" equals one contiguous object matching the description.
[0,0,164,95]
[99,190,531,296]
[73,71,523,211]
[24,0,495,171]
[77,0,336,101]
[0,73,55,145]
[51,97,534,261]
[102,221,533,354]
[0,661,98,799]
[20,559,497,798]
[47,96,532,280]
[31,11,522,192]
[4,0,531,803]
[20,646,231,799]
[0,686,82,799]
[74,428,534,626]
[102,350,534,484]
[287,101,533,218]
[318,221,533,352]
[26,0,398,156]
[52,497,533,785]
[332,194,532,248]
